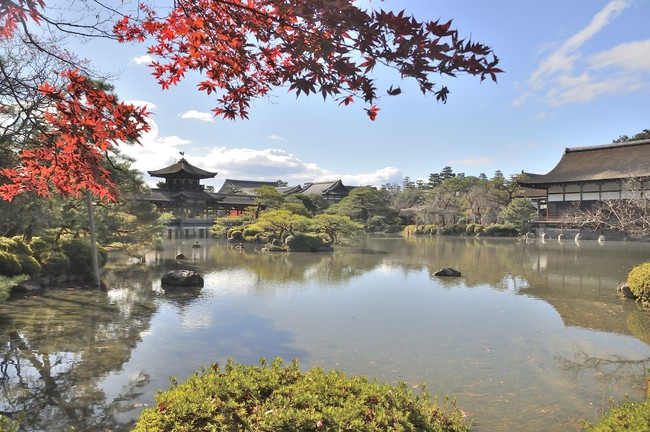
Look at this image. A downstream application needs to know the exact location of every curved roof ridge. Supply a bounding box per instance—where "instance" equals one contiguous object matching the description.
[148,158,217,178]
[567,138,650,153]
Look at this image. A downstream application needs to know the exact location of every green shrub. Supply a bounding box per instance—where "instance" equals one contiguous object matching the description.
[627,262,650,304]
[228,230,244,241]
[285,233,329,252]
[41,251,70,275]
[0,275,28,302]
[0,414,17,432]
[29,237,50,260]
[10,236,32,255]
[465,224,483,235]
[242,227,262,238]
[59,238,107,278]
[482,224,518,237]
[583,398,650,432]
[16,255,41,277]
[438,225,464,236]
[133,358,471,432]
[0,251,22,277]
[410,224,437,236]
[0,237,31,256]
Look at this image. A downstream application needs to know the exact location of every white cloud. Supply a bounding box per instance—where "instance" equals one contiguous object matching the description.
[588,39,650,71]
[515,0,648,107]
[338,167,403,187]
[131,55,152,65]
[180,110,215,122]
[125,100,156,110]
[267,134,287,142]
[116,119,403,188]
[119,117,191,180]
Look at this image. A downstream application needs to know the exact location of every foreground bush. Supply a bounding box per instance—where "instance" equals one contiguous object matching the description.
[627,262,650,305]
[0,251,22,277]
[583,398,650,431]
[134,358,470,432]
[0,414,17,432]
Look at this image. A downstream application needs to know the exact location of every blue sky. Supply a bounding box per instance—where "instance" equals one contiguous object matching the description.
[75,0,650,189]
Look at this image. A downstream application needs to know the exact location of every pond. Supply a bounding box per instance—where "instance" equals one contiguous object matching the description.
[1,236,650,431]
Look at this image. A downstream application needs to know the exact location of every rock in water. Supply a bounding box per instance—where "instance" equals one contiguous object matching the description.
[161,270,204,287]
[434,267,462,277]
[617,283,637,300]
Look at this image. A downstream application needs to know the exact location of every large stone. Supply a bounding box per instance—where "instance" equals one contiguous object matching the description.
[617,283,637,300]
[434,267,462,277]
[11,279,44,294]
[161,270,204,287]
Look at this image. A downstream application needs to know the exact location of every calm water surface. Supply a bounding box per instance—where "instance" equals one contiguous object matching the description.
[1,236,650,431]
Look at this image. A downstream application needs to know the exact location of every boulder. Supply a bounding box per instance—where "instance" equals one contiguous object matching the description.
[161,270,204,287]
[434,267,462,277]
[617,283,637,300]
[11,279,45,294]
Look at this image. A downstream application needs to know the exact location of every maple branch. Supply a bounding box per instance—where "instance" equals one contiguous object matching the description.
[114,0,502,120]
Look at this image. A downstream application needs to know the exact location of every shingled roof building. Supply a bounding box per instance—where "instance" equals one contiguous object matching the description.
[217,179,282,195]
[146,159,260,238]
[299,180,351,204]
[144,159,354,238]
[519,139,650,222]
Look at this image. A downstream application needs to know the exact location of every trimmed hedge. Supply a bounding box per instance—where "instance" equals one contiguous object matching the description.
[627,262,650,305]
[134,358,471,432]
[0,251,22,277]
[285,233,330,252]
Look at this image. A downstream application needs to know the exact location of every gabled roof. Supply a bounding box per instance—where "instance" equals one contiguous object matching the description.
[520,139,650,188]
[148,158,217,179]
[217,179,279,194]
[277,185,303,194]
[300,180,349,196]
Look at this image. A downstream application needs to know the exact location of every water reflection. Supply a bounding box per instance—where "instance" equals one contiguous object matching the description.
[0,237,649,431]
[0,289,154,431]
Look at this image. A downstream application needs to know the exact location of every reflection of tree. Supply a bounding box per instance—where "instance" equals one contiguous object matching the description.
[556,348,650,395]
[160,240,389,287]
[0,287,158,431]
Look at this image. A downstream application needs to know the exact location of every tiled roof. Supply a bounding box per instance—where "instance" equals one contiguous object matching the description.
[217,179,279,194]
[148,158,217,179]
[276,185,303,194]
[300,180,349,195]
[214,193,258,205]
[519,139,650,188]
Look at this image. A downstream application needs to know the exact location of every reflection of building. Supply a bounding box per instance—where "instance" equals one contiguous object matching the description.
[144,158,354,238]
[519,139,650,230]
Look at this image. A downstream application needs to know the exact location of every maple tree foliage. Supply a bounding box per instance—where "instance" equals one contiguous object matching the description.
[0,68,150,202]
[1,1,150,202]
[114,0,502,120]
[1,0,501,202]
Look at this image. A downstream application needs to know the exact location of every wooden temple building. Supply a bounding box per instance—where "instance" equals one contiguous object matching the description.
[144,157,353,238]
[146,158,259,238]
[518,139,650,236]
